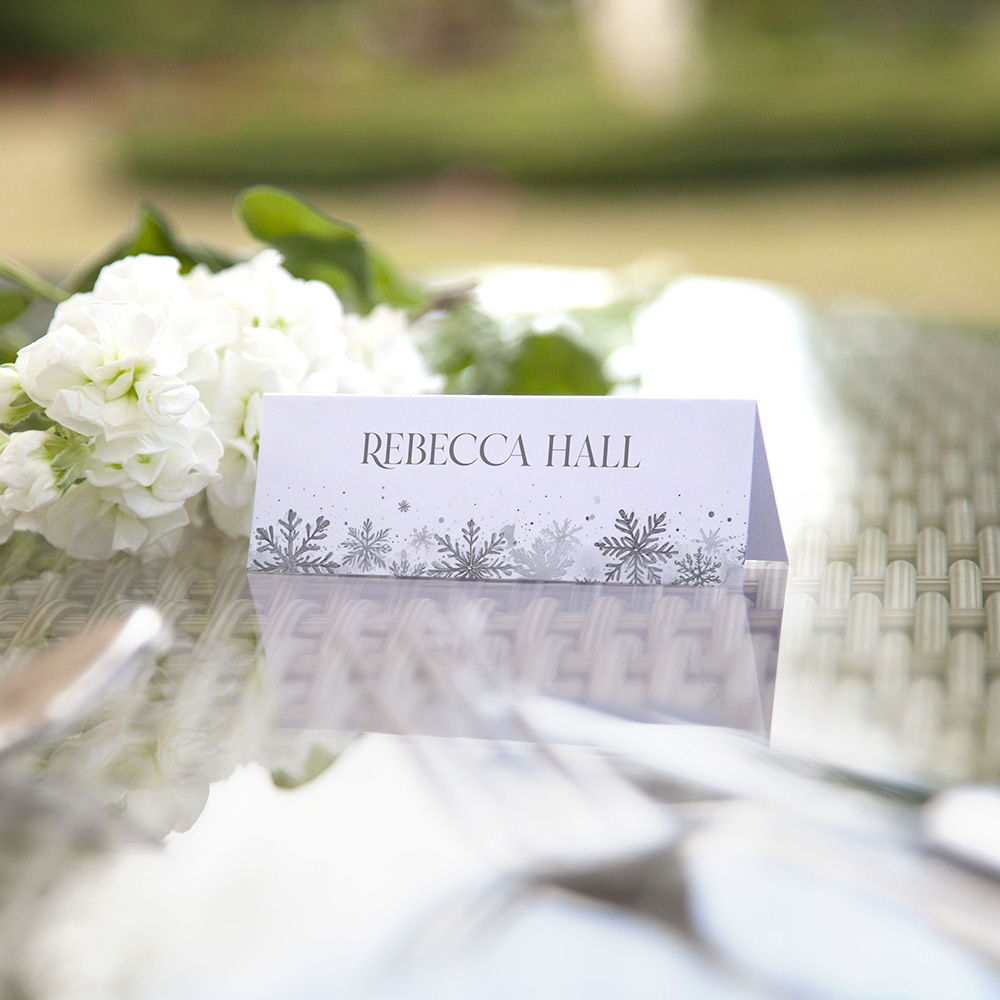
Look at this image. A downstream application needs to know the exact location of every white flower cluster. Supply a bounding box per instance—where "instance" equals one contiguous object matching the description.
[0,252,439,559]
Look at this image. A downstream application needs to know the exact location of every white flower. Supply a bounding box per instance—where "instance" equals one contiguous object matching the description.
[16,301,200,440]
[64,254,237,386]
[0,429,62,516]
[203,249,345,373]
[6,248,443,553]
[196,343,303,538]
[21,480,191,560]
[206,445,259,538]
[6,268,230,558]
[0,364,29,425]
[338,305,442,395]
[86,421,222,521]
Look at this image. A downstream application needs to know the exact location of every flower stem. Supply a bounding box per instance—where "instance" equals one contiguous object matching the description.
[0,253,69,303]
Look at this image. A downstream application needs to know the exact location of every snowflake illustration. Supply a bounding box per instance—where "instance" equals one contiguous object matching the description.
[696,527,724,554]
[410,524,434,550]
[430,519,514,580]
[252,509,340,574]
[594,509,677,585]
[673,546,723,586]
[398,500,411,512]
[389,550,428,577]
[340,518,392,572]
[540,518,583,555]
[510,536,574,580]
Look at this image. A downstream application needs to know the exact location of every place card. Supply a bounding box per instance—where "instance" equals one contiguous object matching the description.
[249,395,785,585]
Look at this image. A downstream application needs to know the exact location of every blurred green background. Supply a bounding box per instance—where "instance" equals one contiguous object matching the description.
[3,0,1000,319]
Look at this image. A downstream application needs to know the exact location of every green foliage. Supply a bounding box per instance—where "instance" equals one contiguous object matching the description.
[0,291,31,327]
[120,19,1000,187]
[70,203,238,293]
[423,305,611,396]
[0,187,612,397]
[0,531,71,586]
[498,332,610,395]
[422,305,511,393]
[0,0,270,58]
[45,437,92,491]
[270,743,342,790]
[237,186,427,315]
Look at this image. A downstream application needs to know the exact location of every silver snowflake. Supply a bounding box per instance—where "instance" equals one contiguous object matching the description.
[389,550,427,577]
[340,518,392,572]
[594,509,676,585]
[430,519,514,580]
[410,524,434,550]
[253,509,340,574]
[673,546,723,586]
[541,518,583,556]
[696,527,724,554]
[398,500,411,512]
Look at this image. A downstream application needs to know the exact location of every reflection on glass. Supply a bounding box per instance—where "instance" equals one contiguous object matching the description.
[250,563,788,739]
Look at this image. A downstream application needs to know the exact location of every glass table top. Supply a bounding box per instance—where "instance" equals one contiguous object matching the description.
[2,278,1000,998]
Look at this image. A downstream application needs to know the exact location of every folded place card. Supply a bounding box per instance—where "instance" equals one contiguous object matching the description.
[249,395,785,585]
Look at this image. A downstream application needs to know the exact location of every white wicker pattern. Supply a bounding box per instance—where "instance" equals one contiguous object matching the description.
[777,313,1000,780]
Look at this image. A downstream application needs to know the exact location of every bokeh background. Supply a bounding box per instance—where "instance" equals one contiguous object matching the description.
[3,0,1000,320]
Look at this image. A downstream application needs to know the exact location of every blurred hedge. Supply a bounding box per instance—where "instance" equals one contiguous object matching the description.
[119,21,1000,187]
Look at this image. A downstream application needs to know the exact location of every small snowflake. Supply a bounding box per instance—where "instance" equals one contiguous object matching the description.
[389,550,428,577]
[430,519,513,580]
[252,509,340,574]
[540,518,583,556]
[696,527,723,554]
[673,546,723,586]
[594,509,676,585]
[410,524,434,550]
[398,500,411,512]
[340,518,392,572]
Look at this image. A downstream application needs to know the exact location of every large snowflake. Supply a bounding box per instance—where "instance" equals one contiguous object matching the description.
[253,509,340,574]
[510,536,574,580]
[430,519,514,580]
[673,546,723,586]
[594,509,676,585]
[340,518,392,572]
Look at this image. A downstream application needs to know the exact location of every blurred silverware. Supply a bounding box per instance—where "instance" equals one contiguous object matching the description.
[0,606,166,760]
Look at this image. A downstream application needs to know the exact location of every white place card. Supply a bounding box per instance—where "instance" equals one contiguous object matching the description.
[249,395,785,585]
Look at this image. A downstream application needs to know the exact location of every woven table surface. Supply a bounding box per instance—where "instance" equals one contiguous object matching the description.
[774,309,1000,781]
[0,302,996,787]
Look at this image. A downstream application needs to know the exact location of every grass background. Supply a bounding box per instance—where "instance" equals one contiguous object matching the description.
[4,3,1000,321]
[119,20,1000,187]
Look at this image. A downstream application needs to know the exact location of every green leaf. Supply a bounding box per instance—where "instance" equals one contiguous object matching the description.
[421,306,613,396]
[0,531,71,586]
[45,438,91,490]
[0,290,32,325]
[236,186,427,314]
[0,253,67,304]
[69,202,237,293]
[271,743,341,790]
[369,248,428,310]
[419,305,510,394]
[497,332,612,396]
